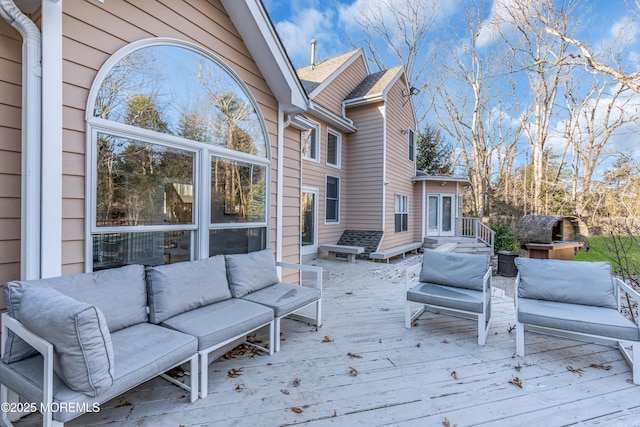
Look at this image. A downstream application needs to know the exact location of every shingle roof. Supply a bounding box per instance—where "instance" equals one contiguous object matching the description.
[296,49,361,95]
[345,66,404,100]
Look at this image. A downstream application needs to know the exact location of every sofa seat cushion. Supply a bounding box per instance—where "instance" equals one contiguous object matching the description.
[3,265,147,364]
[407,282,485,313]
[161,299,274,351]
[518,298,640,342]
[241,283,321,318]
[420,250,489,291]
[515,258,617,309]
[0,323,197,423]
[225,248,280,298]
[146,255,232,324]
[19,287,115,397]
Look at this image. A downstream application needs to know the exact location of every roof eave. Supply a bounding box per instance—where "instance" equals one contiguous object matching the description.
[411,175,471,185]
[221,0,308,114]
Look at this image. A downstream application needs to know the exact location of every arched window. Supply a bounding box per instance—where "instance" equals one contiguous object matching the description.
[86,40,270,271]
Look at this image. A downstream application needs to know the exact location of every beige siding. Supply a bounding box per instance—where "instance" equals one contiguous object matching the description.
[61,0,288,271]
[344,104,384,229]
[0,20,23,306]
[379,78,419,250]
[281,126,302,283]
[301,116,348,246]
[313,56,368,117]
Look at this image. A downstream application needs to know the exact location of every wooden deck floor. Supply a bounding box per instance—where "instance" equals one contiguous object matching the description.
[15,255,640,426]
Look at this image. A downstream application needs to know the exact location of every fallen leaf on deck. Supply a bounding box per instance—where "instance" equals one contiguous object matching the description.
[380,307,390,311]
[235,384,245,392]
[323,336,334,343]
[567,366,584,376]
[115,401,132,408]
[349,366,358,376]
[507,324,516,333]
[227,368,243,378]
[590,363,612,371]
[293,378,301,387]
[348,352,363,358]
[450,370,458,380]
[345,291,353,295]
[332,410,337,417]
[509,376,523,388]
[441,339,449,344]
[292,407,304,413]
[443,417,457,427]
[514,363,522,371]
[416,343,421,348]
[281,389,290,395]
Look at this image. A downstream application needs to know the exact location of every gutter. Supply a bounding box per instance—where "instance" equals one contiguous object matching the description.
[0,0,42,281]
[308,100,356,133]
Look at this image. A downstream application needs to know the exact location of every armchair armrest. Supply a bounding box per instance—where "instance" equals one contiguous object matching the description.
[1,313,56,426]
[276,262,323,292]
[405,263,422,291]
[483,267,492,293]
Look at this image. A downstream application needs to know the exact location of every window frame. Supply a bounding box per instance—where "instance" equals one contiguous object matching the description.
[325,175,340,224]
[395,194,409,233]
[85,38,271,271]
[301,119,320,162]
[326,128,341,169]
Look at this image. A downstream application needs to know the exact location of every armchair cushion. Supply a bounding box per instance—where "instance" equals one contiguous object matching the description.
[3,264,146,364]
[241,282,321,317]
[408,282,485,313]
[146,255,231,324]
[18,287,115,397]
[225,248,280,298]
[515,258,616,309]
[419,250,489,291]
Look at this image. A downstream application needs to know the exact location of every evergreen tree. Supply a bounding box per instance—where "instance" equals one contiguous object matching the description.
[416,123,453,175]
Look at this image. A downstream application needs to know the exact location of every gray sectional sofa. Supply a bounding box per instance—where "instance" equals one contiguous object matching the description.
[0,248,322,426]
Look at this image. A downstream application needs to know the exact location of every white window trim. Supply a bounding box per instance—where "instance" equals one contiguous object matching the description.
[85,38,272,271]
[301,119,320,162]
[325,175,340,224]
[394,194,409,233]
[326,128,342,169]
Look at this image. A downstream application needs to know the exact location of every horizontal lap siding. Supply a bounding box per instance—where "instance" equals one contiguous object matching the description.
[345,104,384,229]
[380,80,419,249]
[282,127,301,282]
[0,21,23,305]
[301,117,347,246]
[313,57,368,117]
[62,0,286,273]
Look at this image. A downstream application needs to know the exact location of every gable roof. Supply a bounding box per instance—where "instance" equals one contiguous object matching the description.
[345,65,404,102]
[221,0,307,113]
[296,49,364,97]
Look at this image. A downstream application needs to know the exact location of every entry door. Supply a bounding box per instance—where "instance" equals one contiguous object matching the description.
[301,189,318,255]
[427,194,455,237]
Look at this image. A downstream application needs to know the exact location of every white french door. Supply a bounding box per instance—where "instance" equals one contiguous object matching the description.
[427,194,455,237]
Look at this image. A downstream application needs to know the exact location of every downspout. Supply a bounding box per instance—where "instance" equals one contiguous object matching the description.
[277,107,284,268]
[381,105,387,246]
[0,0,42,281]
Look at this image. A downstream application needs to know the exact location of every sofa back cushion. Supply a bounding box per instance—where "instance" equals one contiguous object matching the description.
[2,264,147,363]
[420,250,489,291]
[146,255,231,324]
[19,286,115,397]
[225,248,280,298]
[515,258,616,308]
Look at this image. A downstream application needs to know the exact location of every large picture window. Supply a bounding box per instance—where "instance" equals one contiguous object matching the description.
[88,40,270,270]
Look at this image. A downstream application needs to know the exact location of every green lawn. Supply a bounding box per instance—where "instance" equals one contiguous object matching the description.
[574,235,640,273]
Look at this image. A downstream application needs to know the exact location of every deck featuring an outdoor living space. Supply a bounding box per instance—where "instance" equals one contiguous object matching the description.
[12,256,640,427]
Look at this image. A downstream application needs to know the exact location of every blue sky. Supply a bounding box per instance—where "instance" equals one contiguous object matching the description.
[263,0,640,178]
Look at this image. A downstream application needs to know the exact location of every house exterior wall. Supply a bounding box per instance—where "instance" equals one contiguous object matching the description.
[0,21,23,302]
[300,116,348,245]
[0,0,300,292]
[312,55,368,117]
[344,103,384,229]
[379,77,419,249]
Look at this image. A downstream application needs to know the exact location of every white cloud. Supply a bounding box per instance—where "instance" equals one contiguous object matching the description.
[275,8,337,68]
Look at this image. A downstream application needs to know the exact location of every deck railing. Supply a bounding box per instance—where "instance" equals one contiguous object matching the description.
[460,217,495,253]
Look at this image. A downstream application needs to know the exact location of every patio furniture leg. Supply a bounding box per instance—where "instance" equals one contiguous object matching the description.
[189,354,199,402]
[516,321,525,356]
[477,313,486,346]
[633,342,640,385]
[199,352,209,399]
[274,318,282,353]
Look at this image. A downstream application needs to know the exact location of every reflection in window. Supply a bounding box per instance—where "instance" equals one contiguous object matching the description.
[302,122,318,160]
[94,45,267,157]
[211,157,266,224]
[395,195,409,232]
[326,176,340,223]
[209,228,266,256]
[96,133,194,226]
